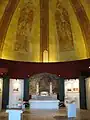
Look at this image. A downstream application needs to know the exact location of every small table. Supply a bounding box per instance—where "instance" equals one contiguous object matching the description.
[6,109,23,120]
[68,103,76,118]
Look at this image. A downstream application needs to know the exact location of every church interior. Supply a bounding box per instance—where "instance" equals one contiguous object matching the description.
[0,0,90,119]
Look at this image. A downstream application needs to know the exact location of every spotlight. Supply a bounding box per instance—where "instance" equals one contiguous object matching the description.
[0,73,3,75]
[28,75,30,77]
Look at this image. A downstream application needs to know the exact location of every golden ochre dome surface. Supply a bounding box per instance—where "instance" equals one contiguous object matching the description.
[0,0,90,62]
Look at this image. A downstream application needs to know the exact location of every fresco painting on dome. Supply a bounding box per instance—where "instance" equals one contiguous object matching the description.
[71,0,90,50]
[55,0,74,52]
[0,0,9,21]
[15,0,35,52]
[0,0,20,51]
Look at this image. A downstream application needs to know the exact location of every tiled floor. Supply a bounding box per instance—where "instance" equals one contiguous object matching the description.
[0,108,90,120]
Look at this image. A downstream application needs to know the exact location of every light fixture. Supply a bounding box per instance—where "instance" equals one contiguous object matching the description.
[13,79,20,89]
[89,66,90,69]
[28,75,30,77]
[43,50,48,63]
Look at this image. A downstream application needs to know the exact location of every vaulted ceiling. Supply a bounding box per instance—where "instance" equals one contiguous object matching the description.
[0,0,90,62]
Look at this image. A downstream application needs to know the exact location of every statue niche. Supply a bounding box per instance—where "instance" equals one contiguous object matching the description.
[55,0,74,52]
[39,77,50,93]
[29,73,59,95]
[14,0,34,52]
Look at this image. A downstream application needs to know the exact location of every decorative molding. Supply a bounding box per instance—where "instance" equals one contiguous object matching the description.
[70,0,90,56]
[40,0,49,61]
[0,0,20,52]
[0,0,8,21]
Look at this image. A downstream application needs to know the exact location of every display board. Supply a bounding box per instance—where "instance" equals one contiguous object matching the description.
[64,79,80,108]
[0,78,3,110]
[9,79,24,108]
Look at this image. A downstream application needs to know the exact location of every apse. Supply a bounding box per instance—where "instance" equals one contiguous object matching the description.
[0,0,90,62]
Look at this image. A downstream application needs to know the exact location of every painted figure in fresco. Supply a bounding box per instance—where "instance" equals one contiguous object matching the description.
[14,0,34,52]
[55,0,74,52]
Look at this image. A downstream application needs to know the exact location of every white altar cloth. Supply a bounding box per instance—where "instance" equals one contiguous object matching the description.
[29,100,60,109]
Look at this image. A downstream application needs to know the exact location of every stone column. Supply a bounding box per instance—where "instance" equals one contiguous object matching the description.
[36,82,39,95]
[2,75,9,109]
[79,76,87,109]
[50,82,52,95]
[59,78,65,102]
[23,78,29,101]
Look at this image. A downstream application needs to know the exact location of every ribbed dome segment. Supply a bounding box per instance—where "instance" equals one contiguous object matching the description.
[0,0,90,62]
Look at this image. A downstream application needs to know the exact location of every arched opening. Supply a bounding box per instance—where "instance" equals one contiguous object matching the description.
[29,73,59,96]
[28,73,60,109]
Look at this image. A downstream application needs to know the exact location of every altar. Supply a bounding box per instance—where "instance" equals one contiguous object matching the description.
[29,93,60,109]
[29,99,59,109]
[29,80,60,109]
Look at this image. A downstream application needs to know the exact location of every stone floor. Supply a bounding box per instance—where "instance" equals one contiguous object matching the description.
[0,108,90,120]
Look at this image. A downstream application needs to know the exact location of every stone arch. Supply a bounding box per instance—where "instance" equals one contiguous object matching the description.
[29,73,60,95]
